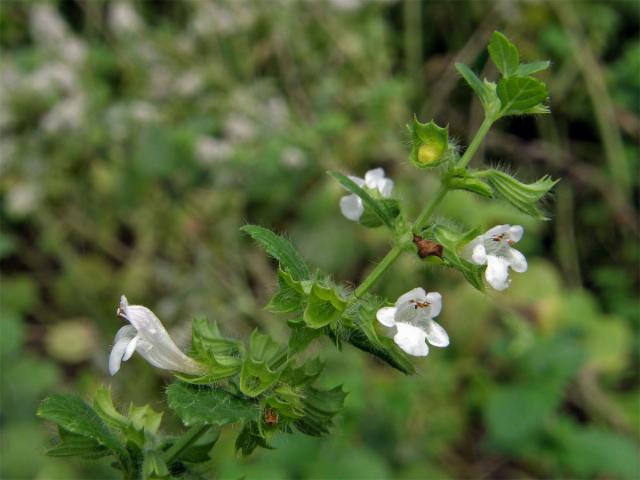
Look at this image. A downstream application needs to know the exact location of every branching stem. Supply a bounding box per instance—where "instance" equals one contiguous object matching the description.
[163,424,210,464]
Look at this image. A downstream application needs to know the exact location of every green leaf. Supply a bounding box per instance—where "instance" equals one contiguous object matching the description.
[329,171,395,229]
[488,31,519,77]
[93,386,130,433]
[47,428,110,459]
[455,63,491,106]
[167,383,259,427]
[486,169,559,220]
[38,394,126,457]
[177,428,220,463]
[303,283,347,329]
[517,60,551,76]
[294,386,347,437]
[235,421,273,456]
[497,76,548,115]
[287,318,323,354]
[241,225,310,280]
[267,269,306,314]
[359,198,400,228]
[239,331,288,397]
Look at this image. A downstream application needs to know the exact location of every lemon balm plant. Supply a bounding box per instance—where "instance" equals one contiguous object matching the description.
[38,32,558,479]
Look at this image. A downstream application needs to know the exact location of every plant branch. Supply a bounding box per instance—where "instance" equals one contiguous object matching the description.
[457,115,494,168]
[163,424,210,464]
[353,244,403,298]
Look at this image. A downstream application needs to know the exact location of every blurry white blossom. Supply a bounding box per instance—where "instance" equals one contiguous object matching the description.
[175,71,204,97]
[195,136,233,165]
[464,224,528,291]
[109,295,204,376]
[6,183,40,217]
[30,4,68,44]
[28,63,76,94]
[109,2,144,36]
[281,147,305,169]
[340,167,393,221]
[41,95,85,133]
[224,113,257,142]
[376,288,449,356]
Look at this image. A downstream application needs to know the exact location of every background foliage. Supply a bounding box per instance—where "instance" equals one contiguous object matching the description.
[1,0,638,478]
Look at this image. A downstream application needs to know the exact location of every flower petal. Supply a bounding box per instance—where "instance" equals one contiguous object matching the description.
[508,225,523,242]
[347,175,365,188]
[339,194,364,221]
[109,326,136,376]
[396,287,427,306]
[377,178,394,198]
[425,320,449,347]
[376,306,397,327]
[508,248,528,273]
[484,224,510,238]
[485,254,510,291]
[471,243,487,265]
[122,335,139,361]
[364,168,385,188]
[425,292,442,318]
[394,323,429,356]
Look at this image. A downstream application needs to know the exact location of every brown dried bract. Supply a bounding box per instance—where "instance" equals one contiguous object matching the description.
[413,234,444,259]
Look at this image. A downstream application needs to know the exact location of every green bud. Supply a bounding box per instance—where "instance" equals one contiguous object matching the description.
[485,169,559,220]
[408,116,450,168]
[443,168,493,198]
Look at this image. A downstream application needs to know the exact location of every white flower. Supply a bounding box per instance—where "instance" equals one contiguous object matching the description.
[464,224,528,291]
[339,168,394,221]
[376,288,449,357]
[109,295,204,376]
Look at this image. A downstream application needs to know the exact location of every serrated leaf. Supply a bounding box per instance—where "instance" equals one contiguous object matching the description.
[241,225,310,280]
[329,171,395,229]
[516,60,550,76]
[303,283,347,329]
[167,383,259,427]
[294,386,346,437]
[455,63,491,107]
[488,31,519,77]
[267,269,306,314]
[38,394,126,456]
[497,76,548,115]
[47,428,110,459]
[287,318,323,354]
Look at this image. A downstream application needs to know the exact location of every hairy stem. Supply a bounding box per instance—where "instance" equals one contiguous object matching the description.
[457,115,494,168]
[413,185,449,233]
[163,424,210,464]
[353,244,403,297]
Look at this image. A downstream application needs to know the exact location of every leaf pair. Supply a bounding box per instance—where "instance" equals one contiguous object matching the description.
[456,31,550,118]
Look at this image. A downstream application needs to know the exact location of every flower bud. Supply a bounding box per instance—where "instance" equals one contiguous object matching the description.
[408,116,450,168]
[485,169,559,220]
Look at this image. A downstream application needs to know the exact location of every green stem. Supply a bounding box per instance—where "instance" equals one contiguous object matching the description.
[352,114,496,296]
[413,185,448,233]
[163,424,209,464]
[353,244,403,298]
[457,115,494,168]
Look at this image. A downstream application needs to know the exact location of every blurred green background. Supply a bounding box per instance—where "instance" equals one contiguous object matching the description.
[1,1,638,479]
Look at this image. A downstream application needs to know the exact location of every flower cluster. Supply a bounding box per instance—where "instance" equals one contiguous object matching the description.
[340,167,530,357]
